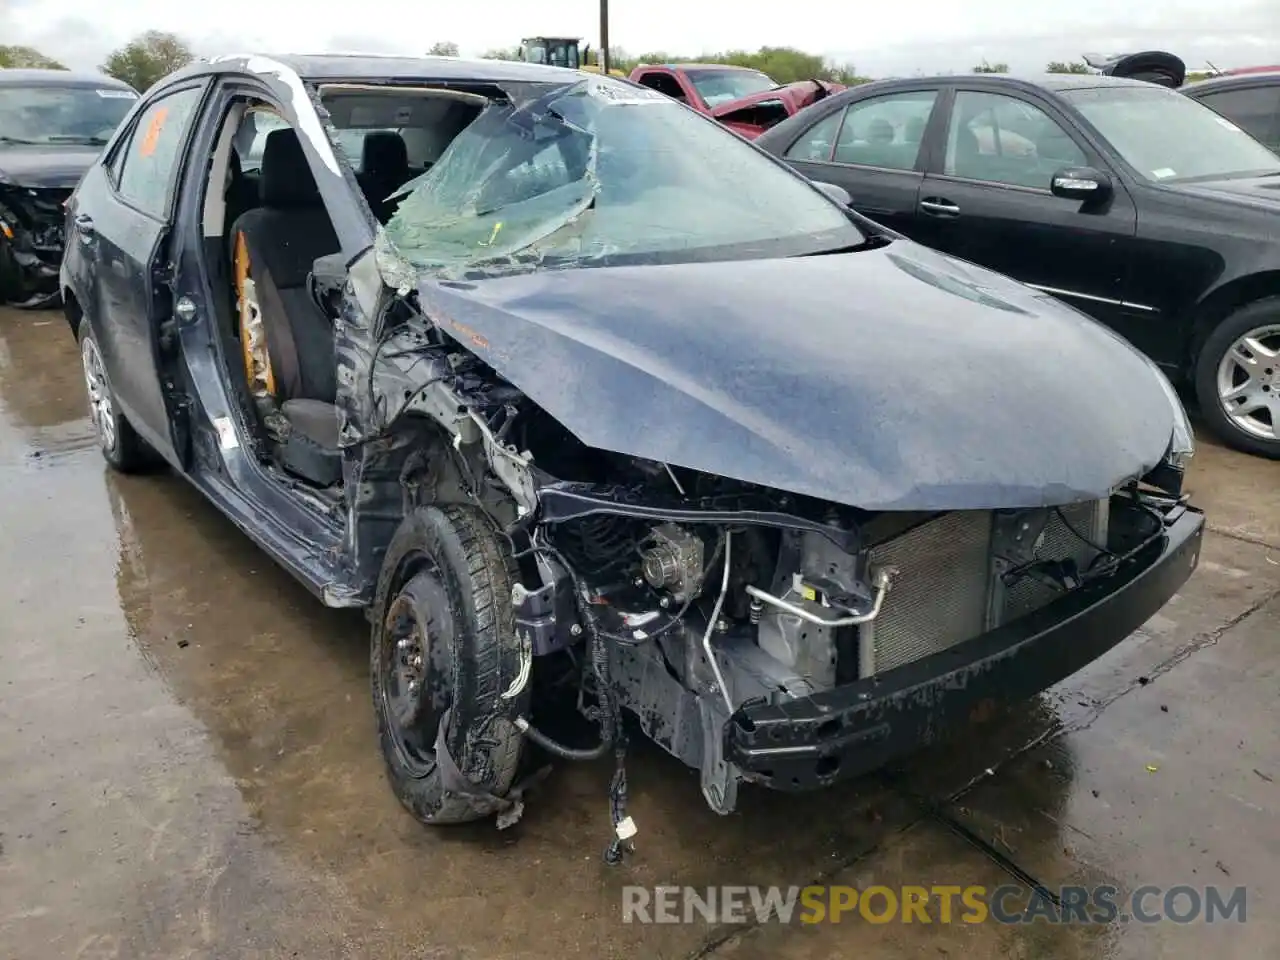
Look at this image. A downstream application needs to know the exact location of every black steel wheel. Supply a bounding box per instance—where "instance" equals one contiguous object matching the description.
[370,504,529,825]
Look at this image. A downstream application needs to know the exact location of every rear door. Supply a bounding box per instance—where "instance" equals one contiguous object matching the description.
[88,81,207,460]
[776,87,942,235]
[1191,83,1280,151]
[915,86,1138,328]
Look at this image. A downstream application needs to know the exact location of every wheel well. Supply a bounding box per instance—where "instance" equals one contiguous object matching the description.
[350,415,519,590]
[62,287,83,338]
[1188,271,1280,368]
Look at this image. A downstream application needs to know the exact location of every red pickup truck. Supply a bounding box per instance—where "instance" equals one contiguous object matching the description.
[628,63,843,138]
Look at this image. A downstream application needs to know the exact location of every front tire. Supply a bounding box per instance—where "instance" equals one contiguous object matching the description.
[371,504,529,825]
[76,317,151,472]
[1195,297,1280,459]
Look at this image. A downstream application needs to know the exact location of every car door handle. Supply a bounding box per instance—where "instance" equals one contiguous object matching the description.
[73,214,95,237]
[919,198,961,218]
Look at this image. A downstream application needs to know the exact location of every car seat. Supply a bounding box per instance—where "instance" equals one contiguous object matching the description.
[229,128,344,486]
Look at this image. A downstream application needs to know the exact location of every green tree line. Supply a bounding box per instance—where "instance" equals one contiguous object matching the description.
[1,32,197,91]
[479,43,872,85]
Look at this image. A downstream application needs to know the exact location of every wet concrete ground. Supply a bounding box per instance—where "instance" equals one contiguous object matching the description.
[1,305,1278,959]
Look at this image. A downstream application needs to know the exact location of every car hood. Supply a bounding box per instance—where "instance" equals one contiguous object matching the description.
[416,242,1177,512]
[0,145,99,189]
[1166,173,1280,209]
[709,79,844,119]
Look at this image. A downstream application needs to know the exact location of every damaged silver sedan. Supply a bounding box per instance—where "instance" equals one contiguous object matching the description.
[59,54,1203,858]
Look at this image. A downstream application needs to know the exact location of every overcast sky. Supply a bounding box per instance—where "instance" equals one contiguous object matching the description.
[3,0,1277,77]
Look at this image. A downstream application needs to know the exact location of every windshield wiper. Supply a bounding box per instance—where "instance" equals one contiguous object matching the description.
[0,135,42,145]
[798,233,894,257]
[46,135,110,145]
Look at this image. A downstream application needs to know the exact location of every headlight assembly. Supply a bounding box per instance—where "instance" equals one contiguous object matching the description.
[1146,358,1195,468]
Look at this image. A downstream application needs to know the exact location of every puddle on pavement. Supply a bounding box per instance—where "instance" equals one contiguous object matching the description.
[3,309,1278,959]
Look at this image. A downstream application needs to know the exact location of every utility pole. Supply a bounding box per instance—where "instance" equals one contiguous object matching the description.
[599,0,610,74]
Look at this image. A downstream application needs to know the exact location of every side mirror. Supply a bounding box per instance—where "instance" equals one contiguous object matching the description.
[1051,166,1113,202]
[812,180,852,206]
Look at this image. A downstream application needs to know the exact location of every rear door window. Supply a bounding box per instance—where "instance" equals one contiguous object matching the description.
[828,90,939,171]
[113,85,204,218]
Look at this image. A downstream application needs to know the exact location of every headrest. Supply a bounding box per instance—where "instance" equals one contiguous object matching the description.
[867,118,895,143]
[361,131,408,177]
[260,128,321,208]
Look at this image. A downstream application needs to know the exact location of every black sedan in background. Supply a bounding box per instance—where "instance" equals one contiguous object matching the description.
[0,68,139,307]
[1183,70,1280,152]
[757,73,1280,459]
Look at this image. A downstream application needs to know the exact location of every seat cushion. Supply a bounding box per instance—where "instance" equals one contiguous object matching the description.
[282,398,339,448]
[278,398,342,486]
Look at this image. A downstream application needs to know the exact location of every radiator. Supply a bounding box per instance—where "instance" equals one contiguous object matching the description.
[862,510,994,674]
[998,501,1109,622]
[859,501,1108,676]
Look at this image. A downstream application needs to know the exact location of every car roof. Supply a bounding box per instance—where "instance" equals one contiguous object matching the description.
[1226,65,1280,76]
[0,68,135,90]
[668,63,765,72]
[1184,71,1280,93]
[176,52,584,86]
[920,72,1152,91]
[826,72,1168,101]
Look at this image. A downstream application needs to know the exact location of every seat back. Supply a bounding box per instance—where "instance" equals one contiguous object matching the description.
[230,127,341,404]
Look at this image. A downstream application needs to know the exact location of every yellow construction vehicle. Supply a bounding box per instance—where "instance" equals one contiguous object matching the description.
[519,37,626,76]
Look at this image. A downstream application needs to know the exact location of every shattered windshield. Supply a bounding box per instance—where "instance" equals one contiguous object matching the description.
[0,84,137,145]
[382,78,863,278]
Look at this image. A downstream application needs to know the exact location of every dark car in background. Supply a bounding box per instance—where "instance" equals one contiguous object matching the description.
[1183,70,1280,152]
[757,72,1280,458]
[0,68,138,307]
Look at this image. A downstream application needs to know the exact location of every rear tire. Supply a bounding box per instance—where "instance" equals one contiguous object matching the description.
[76,317,151,472]
[370,504,529,825]
[1194,297,1280,459]
[0,237,18,305]
[0,238,58,308]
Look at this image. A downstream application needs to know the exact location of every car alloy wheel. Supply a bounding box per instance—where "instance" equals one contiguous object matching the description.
[1216,322,1280,441]
[81,333,118,454]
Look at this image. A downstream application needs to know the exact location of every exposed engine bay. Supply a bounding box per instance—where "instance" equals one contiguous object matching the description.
[0,184,69,308]
[376,320,1176,825]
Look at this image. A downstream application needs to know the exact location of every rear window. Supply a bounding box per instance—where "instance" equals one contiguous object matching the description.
[1193,86,1280,150]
